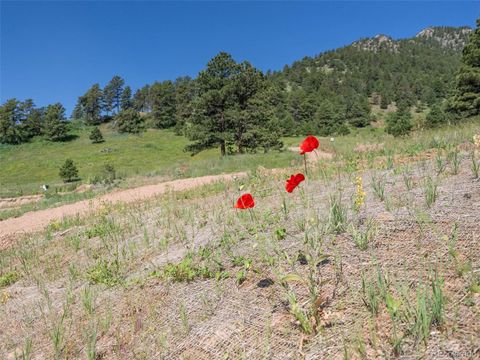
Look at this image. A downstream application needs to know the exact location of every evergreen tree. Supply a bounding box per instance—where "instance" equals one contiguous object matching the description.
[59,159,79,182]
[115,109,145,134]
[450,19,480,117]
[103,75,125,114]
[79,84,103,125]
[22,107,44,139]
[345,96,371,127]
[425,103,449,128]
[18,99,43,140]
[174,76,196,134]
[71,101,84,120]
[385,108,413,136]
[120,86,133,111]
[0,99,23,144]
[43,103,68,141]
[380,95,389,109]
[89,127,104,143]
[186,52,240,156]
[132,85,151,112]
[149,81,176,128]
[315,100,342,136]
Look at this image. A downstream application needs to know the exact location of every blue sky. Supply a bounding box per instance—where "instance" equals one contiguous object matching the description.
[1,1,479,114]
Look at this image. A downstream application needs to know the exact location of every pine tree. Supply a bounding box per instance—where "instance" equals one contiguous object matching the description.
[149,81,176,128]
[450,18,480,117]
[71,102,84,120]
[120,86,133,111]
[0,99,23,144]
[103,75,125,114]
[79,84,103,125]
[345,96,371,127]
[59,159,79,182]
[115,109,145,134]
[425,103,450,128]
[89,127,104,143]
[185,52,240,156]
[43,103,68,141]
[385,108,413,137]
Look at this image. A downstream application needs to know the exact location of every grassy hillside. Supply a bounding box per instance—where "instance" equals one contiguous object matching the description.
[0,124,298,197]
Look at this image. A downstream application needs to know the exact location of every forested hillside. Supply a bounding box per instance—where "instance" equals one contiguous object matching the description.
[0,26,474,152]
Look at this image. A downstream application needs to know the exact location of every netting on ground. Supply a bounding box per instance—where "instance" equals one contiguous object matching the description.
[1,154,479,359]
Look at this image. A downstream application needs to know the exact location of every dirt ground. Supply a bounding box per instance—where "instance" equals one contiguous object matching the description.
[0,172,247,250]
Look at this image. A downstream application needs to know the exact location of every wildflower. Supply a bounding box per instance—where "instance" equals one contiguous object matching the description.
[285,173,305,193]
[235,193,255,209]
[474,134,480,148]
[1,291,10,304]
[300,135,319,155]
[354,175,366,211]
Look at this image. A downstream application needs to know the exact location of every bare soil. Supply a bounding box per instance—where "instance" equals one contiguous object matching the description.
[0,172,246,249]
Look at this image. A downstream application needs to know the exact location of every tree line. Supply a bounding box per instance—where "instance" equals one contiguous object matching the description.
[1,24,479,154]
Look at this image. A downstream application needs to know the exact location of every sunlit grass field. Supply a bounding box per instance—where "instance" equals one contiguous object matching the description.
[1,114,479,198]
[0,123,298,197]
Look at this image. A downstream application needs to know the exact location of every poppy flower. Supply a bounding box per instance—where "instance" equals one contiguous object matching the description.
[235,193,255,209]
[300,135,319,155]
[285,173,305,193]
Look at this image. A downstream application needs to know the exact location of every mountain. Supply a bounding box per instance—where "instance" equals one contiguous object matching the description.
[415,26,472,51]
[268,26,471,134]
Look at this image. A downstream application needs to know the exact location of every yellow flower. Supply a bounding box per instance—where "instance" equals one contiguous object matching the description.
[474,134,480,148]
[1,291,10,304]
[354,176,366,211]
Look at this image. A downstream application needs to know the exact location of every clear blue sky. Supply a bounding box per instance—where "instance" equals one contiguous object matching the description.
[1,1,478,114]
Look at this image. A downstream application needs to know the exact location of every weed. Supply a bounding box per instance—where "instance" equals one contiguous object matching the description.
[87,260,122,286]
[471,151,479,178]
[371,174,386,201]
[328,194,348,234]
[0,270,20,287]
[348,219,377,250]
[424,176,438,208]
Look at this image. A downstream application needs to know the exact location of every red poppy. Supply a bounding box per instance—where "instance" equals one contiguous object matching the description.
[235,193,255,209]
[300,135,319,155]
[285,173,305,193]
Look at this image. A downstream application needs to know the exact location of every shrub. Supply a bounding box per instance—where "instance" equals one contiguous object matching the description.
[59,159,79,182]
[114,109,145,134]
[385,109,413,137]
[89,127,104,143]
[425,104,448,128]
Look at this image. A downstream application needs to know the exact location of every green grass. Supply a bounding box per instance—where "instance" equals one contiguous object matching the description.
[0,123,298,197]
[1,117,478,197]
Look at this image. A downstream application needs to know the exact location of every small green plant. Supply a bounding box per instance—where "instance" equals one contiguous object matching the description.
[81,286,95,316]
[286,291,314,335]
[179,302,190,334]
[371,174,386,201]
[84,322,98,360]
[348,220,377,250]
[86,260,122,286]
[361,274,380,315]
[14,337,32,360]
[386,152,394,169]
[471,151,479,178]
[328,194,347,234]
[0,270,20,287]
[448,150,460,175]
[424,176,438,208]
[435,152,446,175]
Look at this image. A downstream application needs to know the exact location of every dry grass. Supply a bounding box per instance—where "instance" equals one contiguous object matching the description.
[1,143,479,359]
